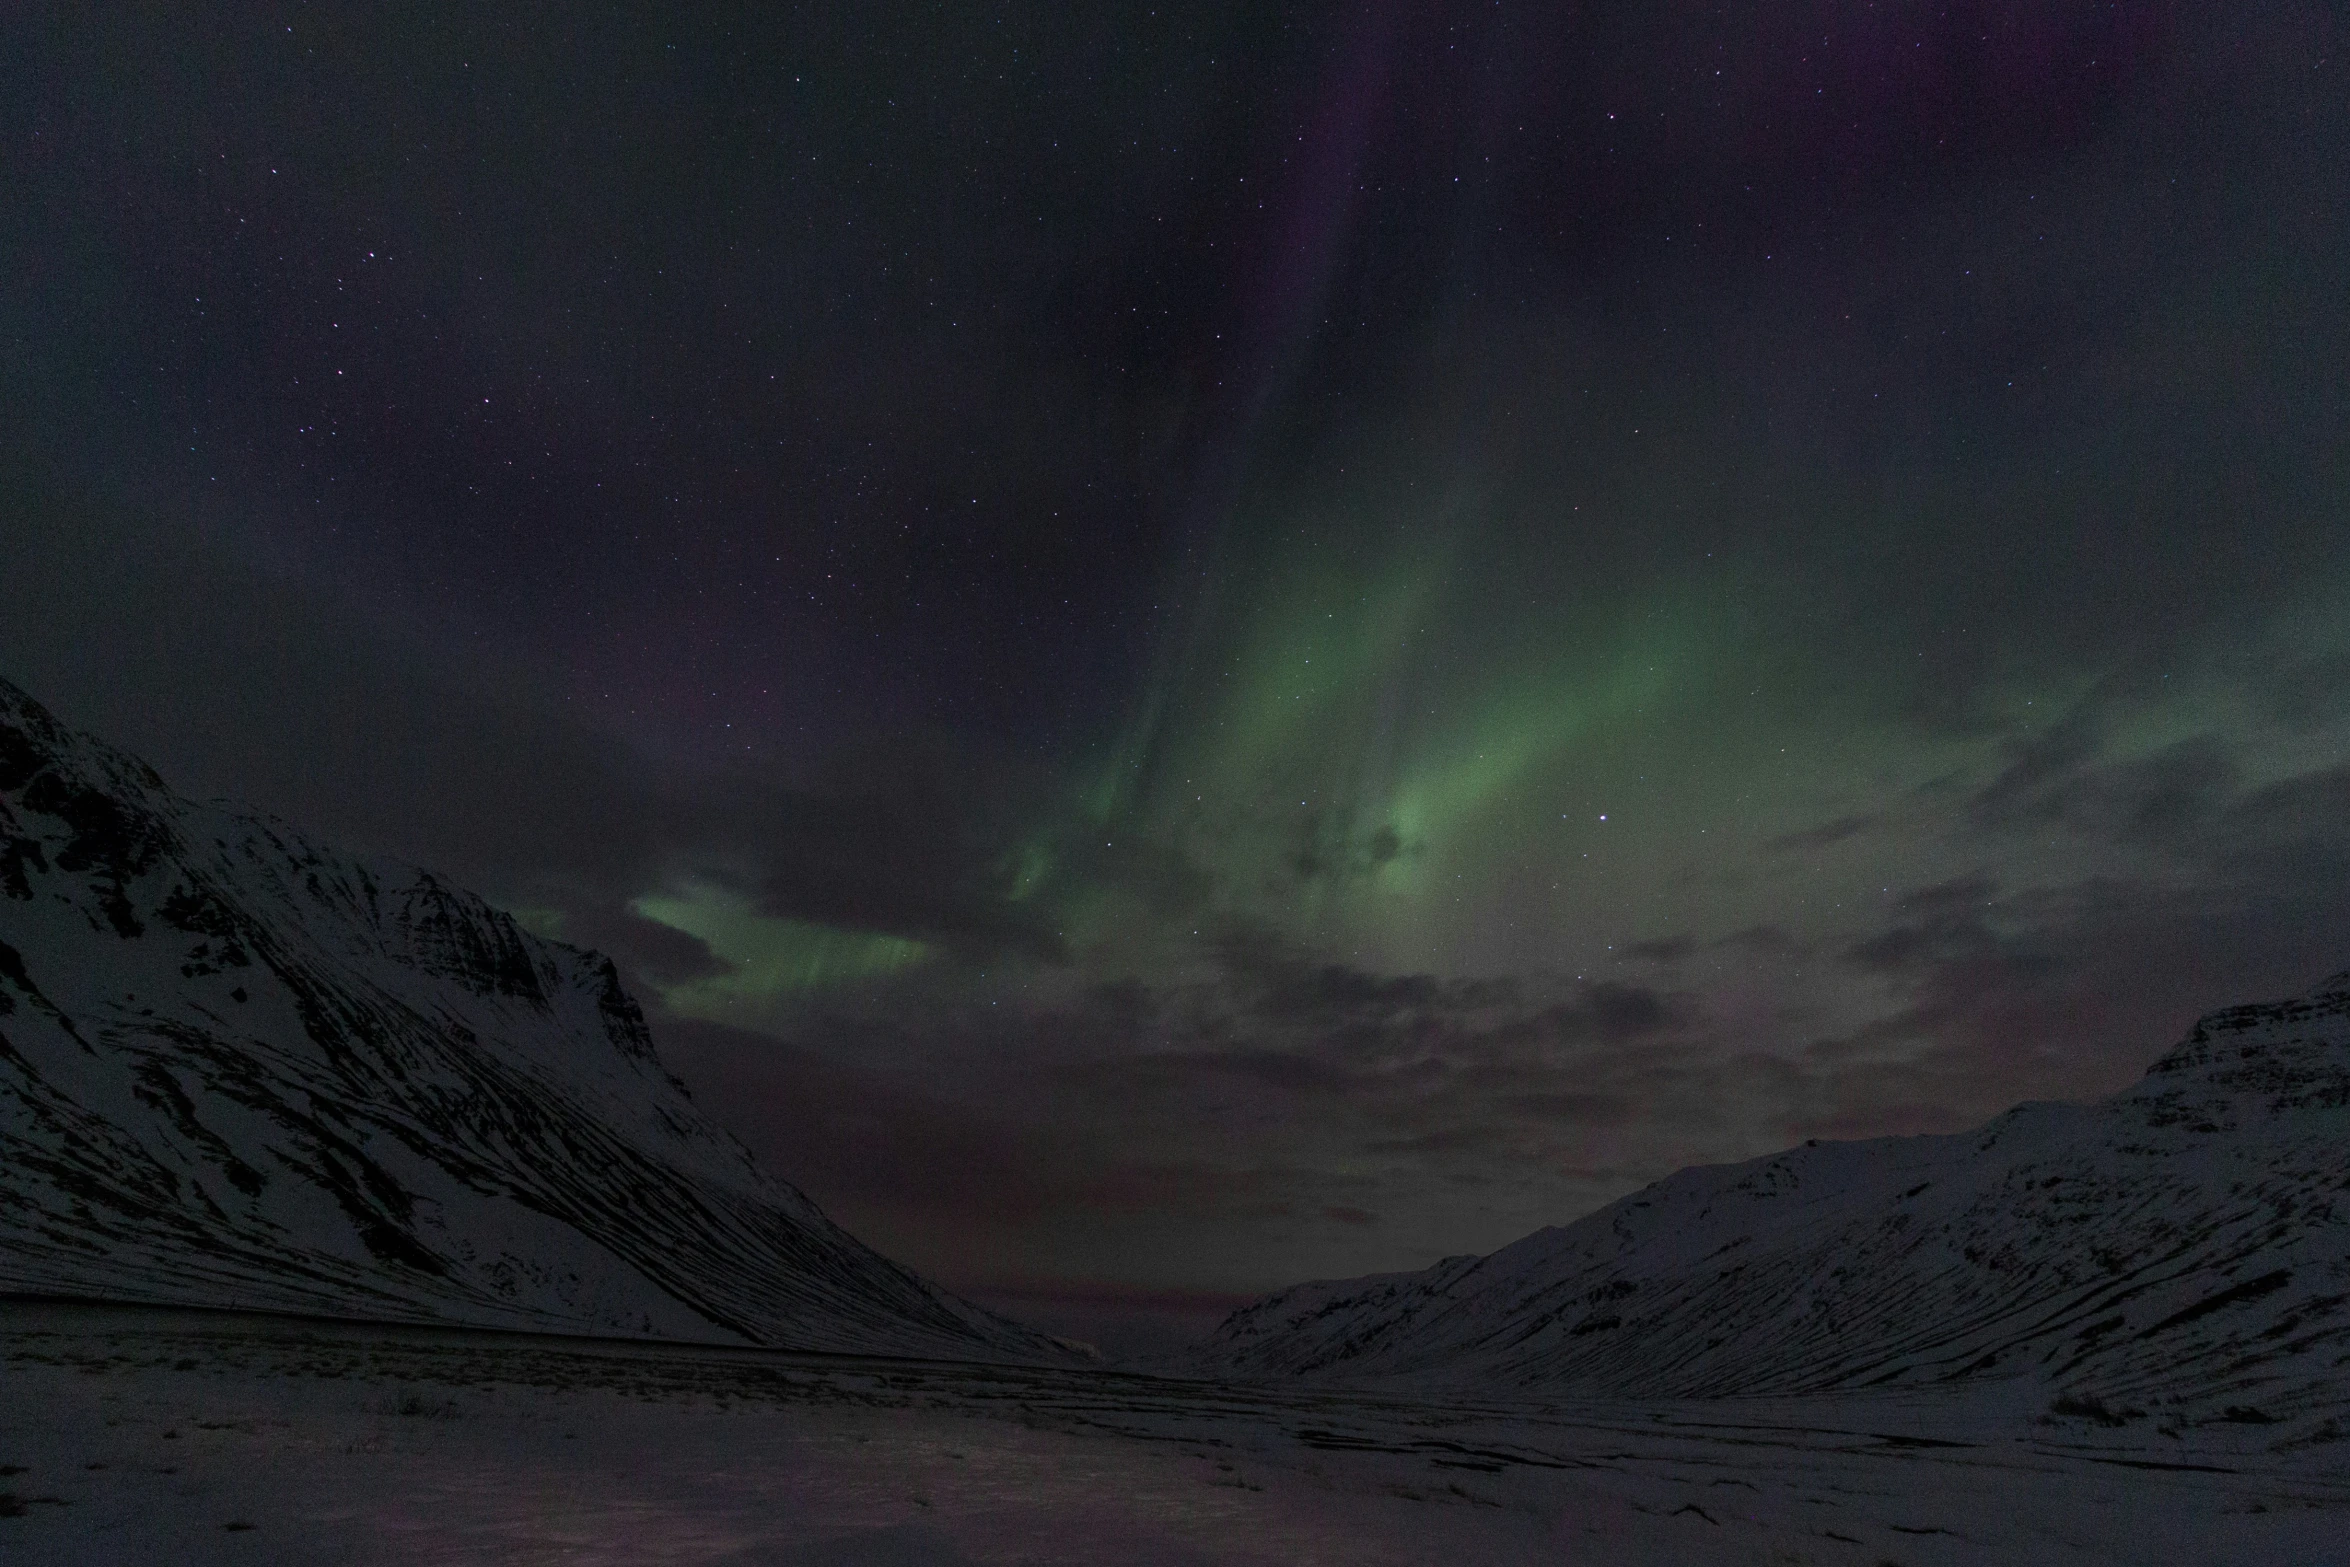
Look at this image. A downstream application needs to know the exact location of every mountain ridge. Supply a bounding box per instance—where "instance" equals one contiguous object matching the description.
[0,676,1068,1361]
[1191,966,2350,1422]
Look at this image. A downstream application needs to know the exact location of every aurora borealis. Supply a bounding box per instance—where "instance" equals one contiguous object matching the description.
[5,3,2348,1351]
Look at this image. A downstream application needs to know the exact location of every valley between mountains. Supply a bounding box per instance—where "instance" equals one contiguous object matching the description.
[4,674,2347,1563]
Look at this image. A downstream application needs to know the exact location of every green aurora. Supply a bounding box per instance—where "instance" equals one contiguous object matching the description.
[16,1,2347,1326]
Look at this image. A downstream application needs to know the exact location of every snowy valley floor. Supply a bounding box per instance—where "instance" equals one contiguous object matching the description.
[2,1301,2344,1565]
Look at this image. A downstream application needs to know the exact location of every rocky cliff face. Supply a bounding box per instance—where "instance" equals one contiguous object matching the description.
[1196,973,2350,1420]
[0,678,1064,1360]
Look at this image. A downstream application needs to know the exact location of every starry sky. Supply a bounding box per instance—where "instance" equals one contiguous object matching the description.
[5,2,2348,1353]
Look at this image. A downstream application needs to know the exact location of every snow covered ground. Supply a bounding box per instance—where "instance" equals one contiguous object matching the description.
[5,1301,2343,1565]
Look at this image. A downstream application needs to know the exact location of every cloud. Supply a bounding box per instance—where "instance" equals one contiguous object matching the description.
[2254,651,2350,731]
[1811,850,2350,1135]
[1713,923,1808,956]
[1576,981,1672,1039]
[551,905,730,989]
[2223,763,2350,874]
[1766,813,1882,854]
[1972,720,2238,855]
[729,781,1073,964]
[1843,877,2004,974]
[1504,1091,1629,1125]
[1971,708,2107,823]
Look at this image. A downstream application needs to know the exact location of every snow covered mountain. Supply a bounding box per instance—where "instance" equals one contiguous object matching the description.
[1199,972,2350,1419]
[0,677,1066,1360]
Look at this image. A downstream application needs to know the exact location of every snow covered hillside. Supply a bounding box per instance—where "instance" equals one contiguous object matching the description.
[1199,971,2350,1419]
[0,678,1065,1360]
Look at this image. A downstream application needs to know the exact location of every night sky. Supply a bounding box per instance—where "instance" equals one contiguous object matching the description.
[5,2,2347,1352]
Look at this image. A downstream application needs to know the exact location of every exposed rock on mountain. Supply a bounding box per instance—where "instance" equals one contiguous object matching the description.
[1199,972,2350,1421]
[0,677,1063,1359]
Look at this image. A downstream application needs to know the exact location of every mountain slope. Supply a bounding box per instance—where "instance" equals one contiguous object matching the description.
[0,677,1064,1360]
[1198,973,2350,1419]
